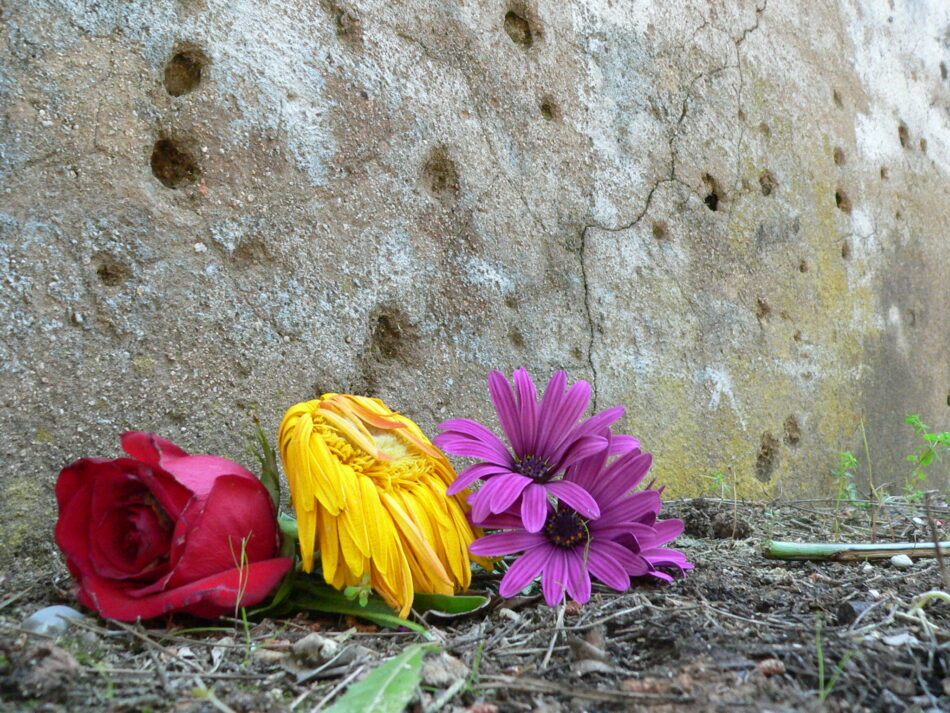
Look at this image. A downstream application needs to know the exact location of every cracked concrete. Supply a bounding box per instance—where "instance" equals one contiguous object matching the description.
[2,0,950,565]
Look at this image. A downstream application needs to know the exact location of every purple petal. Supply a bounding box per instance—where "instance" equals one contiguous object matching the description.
[565,552,592,604]
[564,441,610,493]
[469,531,546,556]
[472,511,524,529]
[513,368,539,456]
[520,483,550,533]
[592,451,653,502]
[591,521,655,544]
[599,490,661,524]
[650,518,685,546]
[552,406,625,463]
[597,538,652,575]
[537,376,592,455]
[488,371,525,455]
[447,463,513,496]
[587,541,634,590]
[542,549,568,607]
[499,545,552,597]
[608,435,641,455]
[439,418,512,454]
[469,479,506,523]
[434,430,514,466]
[545,480,600,519]
[489,473,532,513]
[642,547,693,572]
[553,435,608,473]
[535,370,567,441]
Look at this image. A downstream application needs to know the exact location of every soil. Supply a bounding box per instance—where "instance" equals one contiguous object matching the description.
[3,497,950,713]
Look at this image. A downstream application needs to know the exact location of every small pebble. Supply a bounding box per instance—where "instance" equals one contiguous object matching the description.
[21,605,86,638]
[890,554,914,569]
[862,562,874,573]
[194,242,208,253]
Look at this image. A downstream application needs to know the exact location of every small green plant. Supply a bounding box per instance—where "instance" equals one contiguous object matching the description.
[343,573,374,607]
[833,451,862,506]
[700,471,730,499]
[815,615,855,703]
[831,451,863,540]
[905,415,950,501]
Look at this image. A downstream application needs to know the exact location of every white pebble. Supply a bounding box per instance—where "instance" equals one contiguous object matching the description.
[862,562,874,573]
[194,242,208,253]
[890,554,914,569]
[22,605,86,637]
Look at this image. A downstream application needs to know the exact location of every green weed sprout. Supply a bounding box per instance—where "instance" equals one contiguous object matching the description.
[905,415,950,501]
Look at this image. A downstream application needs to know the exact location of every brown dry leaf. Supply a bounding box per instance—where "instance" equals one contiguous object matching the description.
[422,651,469,686]
[756,658,786,677]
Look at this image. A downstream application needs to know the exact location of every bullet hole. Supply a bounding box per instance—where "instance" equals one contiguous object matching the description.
[898,122,909,148]
[652,221,670,241]
[834,188,851,214]
[163,45,208,96]
[737,109,747,122]
[798,259,808,273]
[880,166,889,180]
[793,330,802,342]
[841,239,851,259]
[95,254,132,286]
[942,62,948,81]
[833,147,845,166]
[895,210,902,221]
[232,236,270,268]
[783,415,801,445]
[755,432,779,482]
[920,138,928,154]
[371,310,412,361]
[504,10,534,48]
[540,97,561,121]
[758,170,777,196]
[150,138,199,188]
[509,327,525,348]
[703,173,720,211]
[327,1,362,42]
[755,297,771,320]
[422,146,460,201]
[759,122,771,137]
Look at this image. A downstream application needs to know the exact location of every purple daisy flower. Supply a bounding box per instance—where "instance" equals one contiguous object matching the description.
[435,368,639,532]
[469,443,689,606]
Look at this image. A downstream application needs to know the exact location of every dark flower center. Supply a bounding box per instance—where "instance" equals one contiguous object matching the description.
[544,505,588,549]
[514,454,551,483]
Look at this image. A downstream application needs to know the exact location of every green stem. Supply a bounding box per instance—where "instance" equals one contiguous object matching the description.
[764,540,950,561]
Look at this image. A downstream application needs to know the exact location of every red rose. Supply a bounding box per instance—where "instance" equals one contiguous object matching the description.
[55,432,292,621]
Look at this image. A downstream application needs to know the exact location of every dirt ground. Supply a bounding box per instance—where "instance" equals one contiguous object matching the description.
[3,497,950,713]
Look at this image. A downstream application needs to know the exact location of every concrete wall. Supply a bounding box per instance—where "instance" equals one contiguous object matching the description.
[2,0,950,562]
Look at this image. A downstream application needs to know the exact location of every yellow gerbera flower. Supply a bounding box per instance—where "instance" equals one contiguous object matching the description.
[279,393,488,617]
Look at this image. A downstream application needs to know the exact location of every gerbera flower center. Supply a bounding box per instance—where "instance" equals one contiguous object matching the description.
[514,454,552,483]
[543,506,588,549]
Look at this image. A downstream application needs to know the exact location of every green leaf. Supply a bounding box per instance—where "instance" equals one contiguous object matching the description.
[325,644,435,713]
[290,578,429,635]
[921,450,936,467]
[250,421,281,509]
[413,592,490,616]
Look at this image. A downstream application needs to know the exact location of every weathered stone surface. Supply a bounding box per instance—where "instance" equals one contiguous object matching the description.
[1,1,949,563]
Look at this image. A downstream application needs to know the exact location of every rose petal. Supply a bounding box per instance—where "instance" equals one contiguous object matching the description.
[160,475,280,591]
[77,557,292,621]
